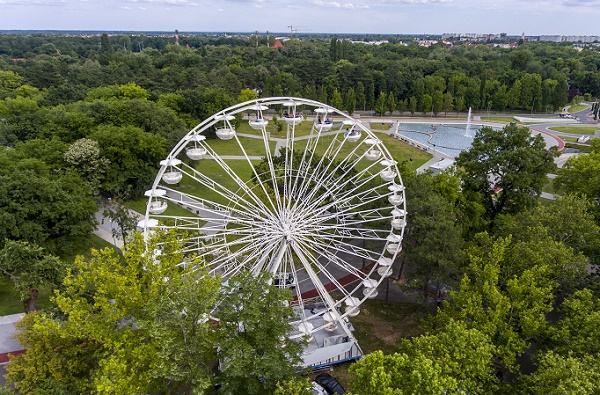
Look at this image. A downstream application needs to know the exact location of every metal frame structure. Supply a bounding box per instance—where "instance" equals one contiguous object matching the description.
[141,97,407,363]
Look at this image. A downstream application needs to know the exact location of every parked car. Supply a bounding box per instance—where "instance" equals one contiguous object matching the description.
[314,373,346,395]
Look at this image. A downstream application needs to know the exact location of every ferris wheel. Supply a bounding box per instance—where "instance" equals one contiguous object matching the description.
[141,97,406,345]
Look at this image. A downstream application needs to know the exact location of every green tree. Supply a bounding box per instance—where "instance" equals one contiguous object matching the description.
[330,88,343,110]
[238,87,258,103]
[102,201,139,247]
[345,87,356,115]
[442,91,453,116]
[215,271,303,395]
[421,93,432,115]
[0,240,65,312]
[5,233,221,394]
[432,90,443,116]
[374,91,386,116]
[63,138,110,195]
[350,320,498,394]
[355,81,365,111]
[386,91,395,115]
[555,149,600,213]
[409,96,417,115]
[456,124,558,221]
[517,352,600,395]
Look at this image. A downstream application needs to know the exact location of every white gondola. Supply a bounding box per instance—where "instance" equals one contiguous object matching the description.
[378,257,393,267]
[377,266,393,278]
[215,114,236,140]
[365,148,382,161]
[216,127,235,140]
[314,107,333,131]
[248,104,269,129]
[386,243,401,254]
[392,218,406,230]
[380,169,396,181]
[388,194,403,205]
[344,297,360,317]
[184,134,207,160]
[160,159,182,184]
[346,130,362,142]
[249,118,269,130]
[284,115,303,125]
[322,312,339,331]
[145,189,168,215]
[362,278,379,299]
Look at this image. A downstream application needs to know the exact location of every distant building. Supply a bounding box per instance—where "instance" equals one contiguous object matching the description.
[271,39,284,49]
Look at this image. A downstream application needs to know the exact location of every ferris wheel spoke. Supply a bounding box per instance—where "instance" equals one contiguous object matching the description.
[294,234,372,282]
[231,132,281,216]
[298,232,381,268]
[292,241,356,318]
[179,164,278,225]
[257,129,285,215]
[294,149,382,217]
[198,144,275,217]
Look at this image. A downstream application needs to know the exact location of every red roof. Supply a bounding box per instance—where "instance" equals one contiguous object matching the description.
[272,40,284,48]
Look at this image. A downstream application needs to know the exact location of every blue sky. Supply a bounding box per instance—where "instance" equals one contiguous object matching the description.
[1,0,599,35]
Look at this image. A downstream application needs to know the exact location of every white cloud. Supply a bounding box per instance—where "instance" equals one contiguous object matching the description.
[311,0,369,9]
[0,0,66,5]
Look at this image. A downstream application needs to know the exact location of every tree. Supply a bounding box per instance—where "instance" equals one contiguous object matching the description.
[0,240,65,312]
[349,320,499,394]
[386,91,395,115]
[63,138,110,195]
[517,352,600,395]
[356,82,365,111]
[421,93,432,115]
[402,174,464,303]
[433,234,557,372]
[5,232,224,394]
[554,149,600,214]
[374,91,386,116]
[432,90,443,116]
[238,87,258,103]
[102,201,139,247]
[409,96,417,115]
[442,91,453,116]
[0,167,97,255]
[456,124,558,221]
[330,88,343,110]
[215,271,303,395]
[345,87,356,115]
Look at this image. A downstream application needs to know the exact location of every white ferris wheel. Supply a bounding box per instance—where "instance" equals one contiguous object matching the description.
[141,97,407,365]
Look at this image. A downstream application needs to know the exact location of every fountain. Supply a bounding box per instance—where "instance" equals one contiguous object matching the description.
[464,107,473,137]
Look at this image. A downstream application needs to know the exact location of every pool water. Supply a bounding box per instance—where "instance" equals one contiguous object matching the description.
[395,123,482,157]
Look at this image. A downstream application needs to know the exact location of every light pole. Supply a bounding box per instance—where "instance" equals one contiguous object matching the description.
[531,97,537,114]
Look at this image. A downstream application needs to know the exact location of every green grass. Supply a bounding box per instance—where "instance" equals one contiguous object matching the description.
[126,197,197,218]
[560,136,580,143]
[480,116,515,123]
[207,136,276,157]
[568,104,589,112]
[548,126,599,135]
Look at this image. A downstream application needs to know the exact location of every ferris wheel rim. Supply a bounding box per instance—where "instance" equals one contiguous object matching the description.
[142,96,407,335]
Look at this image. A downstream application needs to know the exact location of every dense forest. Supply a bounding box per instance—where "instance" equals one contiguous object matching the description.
[1,33,600,394]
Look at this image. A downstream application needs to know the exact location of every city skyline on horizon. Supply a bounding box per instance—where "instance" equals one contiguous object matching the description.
[1,0,599,37]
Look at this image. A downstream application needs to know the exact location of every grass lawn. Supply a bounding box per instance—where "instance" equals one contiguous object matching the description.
[568,104,589,112]
[1,235,116,316]
[481,116,515,123]
[560,136,580,143]
[207,136,275,157]
[548,126,599,135]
